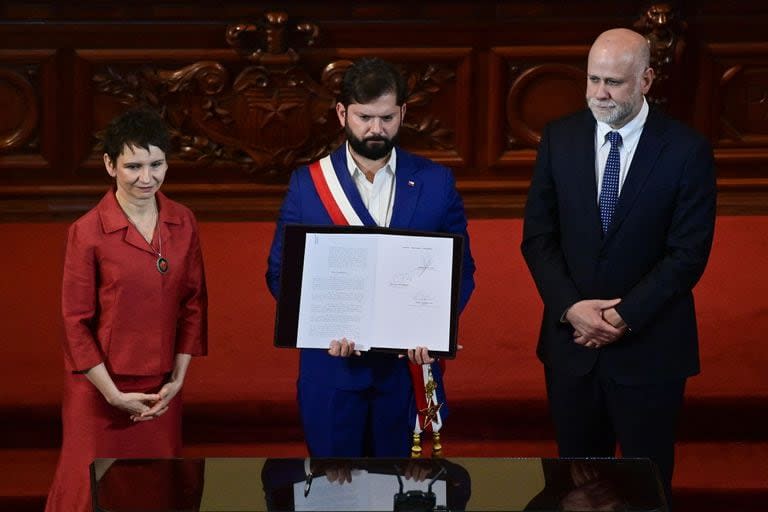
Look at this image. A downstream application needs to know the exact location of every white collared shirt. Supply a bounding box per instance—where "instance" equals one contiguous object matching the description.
[595,98,649,201]
[346,142,397,227]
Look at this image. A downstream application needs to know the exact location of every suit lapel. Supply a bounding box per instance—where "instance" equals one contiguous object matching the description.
[607,109,667,237]
[574,112,603,234]
[329,145,377,227]
[155,191,181,246]
[389,149,420,229]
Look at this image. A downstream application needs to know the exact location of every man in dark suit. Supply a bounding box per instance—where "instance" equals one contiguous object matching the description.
[521,28,716,507]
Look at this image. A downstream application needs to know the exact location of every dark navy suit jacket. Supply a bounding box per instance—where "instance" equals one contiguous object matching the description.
[521,108,716,382]
[267,144,476,391]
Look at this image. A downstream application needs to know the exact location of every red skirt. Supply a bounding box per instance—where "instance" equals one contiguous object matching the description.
[45,372,182,512]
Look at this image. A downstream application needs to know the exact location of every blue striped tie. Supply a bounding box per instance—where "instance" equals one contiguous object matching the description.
[599,131,622,234]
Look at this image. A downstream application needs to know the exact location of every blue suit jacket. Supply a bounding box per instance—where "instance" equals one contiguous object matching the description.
[267,144,476,390]
[521,108,716,382]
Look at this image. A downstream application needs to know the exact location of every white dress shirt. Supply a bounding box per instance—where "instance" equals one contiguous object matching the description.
[346,142,397,227]
[595,98,649,201]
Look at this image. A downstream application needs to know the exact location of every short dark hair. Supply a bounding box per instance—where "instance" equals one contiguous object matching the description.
[338,57,408,107]
[103,108,170,164]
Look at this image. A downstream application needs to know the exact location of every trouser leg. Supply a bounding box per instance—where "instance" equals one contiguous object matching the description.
[544,366,616,458]
[606,377,686,509]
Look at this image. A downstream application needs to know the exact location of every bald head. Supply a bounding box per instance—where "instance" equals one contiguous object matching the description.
[586,28,654,128]
[590,28,651,75]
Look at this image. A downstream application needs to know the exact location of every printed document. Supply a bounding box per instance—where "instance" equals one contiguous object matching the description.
[296,232,454,351]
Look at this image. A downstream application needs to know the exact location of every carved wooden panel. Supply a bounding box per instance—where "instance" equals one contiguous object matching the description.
[693,42,768,205]
[706,44,768,148]
[75,49,331,181]
[0,50,56,172]
[1,3,768,218]
[488,46,587,174]
[633,2,688,114]
[0,67,37,152]
[73,48,470,183]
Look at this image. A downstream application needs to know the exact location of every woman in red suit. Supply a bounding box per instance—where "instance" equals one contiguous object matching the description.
[45,108,208,512]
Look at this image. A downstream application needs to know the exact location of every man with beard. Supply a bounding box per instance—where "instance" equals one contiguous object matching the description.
[266,57,475,457]
[521,28,716,508]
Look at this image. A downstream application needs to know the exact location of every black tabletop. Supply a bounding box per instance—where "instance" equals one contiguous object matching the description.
[90,456,667,511]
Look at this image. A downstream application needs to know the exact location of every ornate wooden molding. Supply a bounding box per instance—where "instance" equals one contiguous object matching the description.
[84,32,466,180]
[2,6,768,219]
[488,46,587,171]
[0,50,56,161]
[715,62,768,146]
[634,2,687,109]
[88,12,341,180]
[0,67,38,152]
[225,11,319,65]
[93,60,344,179]
[505,63,586,147]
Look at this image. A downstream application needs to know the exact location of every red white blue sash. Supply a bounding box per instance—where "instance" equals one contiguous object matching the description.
[308,155,362,226]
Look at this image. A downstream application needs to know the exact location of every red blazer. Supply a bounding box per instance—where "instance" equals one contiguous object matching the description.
[61,190,207,375]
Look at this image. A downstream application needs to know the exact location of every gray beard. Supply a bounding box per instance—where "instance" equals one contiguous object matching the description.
[588,98,635,127]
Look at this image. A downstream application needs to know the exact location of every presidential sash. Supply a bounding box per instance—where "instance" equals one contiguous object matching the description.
[308,152,446,457]
[308,155,361,226]
[408,360,446,457]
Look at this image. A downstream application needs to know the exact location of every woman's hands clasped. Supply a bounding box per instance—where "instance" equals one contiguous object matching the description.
[107,391,161,419]
[130,377,184,422]
[86,358,189,423]
[105,381,182,423]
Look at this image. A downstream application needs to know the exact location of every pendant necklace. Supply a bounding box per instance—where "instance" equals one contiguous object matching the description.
[153,233,169,274]
[127,207,168,274]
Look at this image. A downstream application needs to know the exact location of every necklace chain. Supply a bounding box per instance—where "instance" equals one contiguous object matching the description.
[117,196,168,274]
[126,208,161,258]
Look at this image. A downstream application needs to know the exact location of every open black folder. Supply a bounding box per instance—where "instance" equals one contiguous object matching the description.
[274,224,464,358]
[261,458,472,512]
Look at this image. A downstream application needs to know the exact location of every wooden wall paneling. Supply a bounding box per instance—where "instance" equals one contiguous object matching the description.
[318,47,474,171]
[692,41,717,145]
[70,48,314,220]
[62,46,473,219]
[478,41,590,218]
[73,47,473,171]
[487,46,588,175]
[2,3,768,218]
[632,1,689,118]
[73,49,247,177]
[0,49,72,220]
[708,43,768,149]
[0,1,642,24]
[697,42,768,212]
[0,50,56,175]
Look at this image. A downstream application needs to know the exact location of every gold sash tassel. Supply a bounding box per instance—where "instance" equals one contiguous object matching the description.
[411,432,423,458]
[432,431,443,456]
